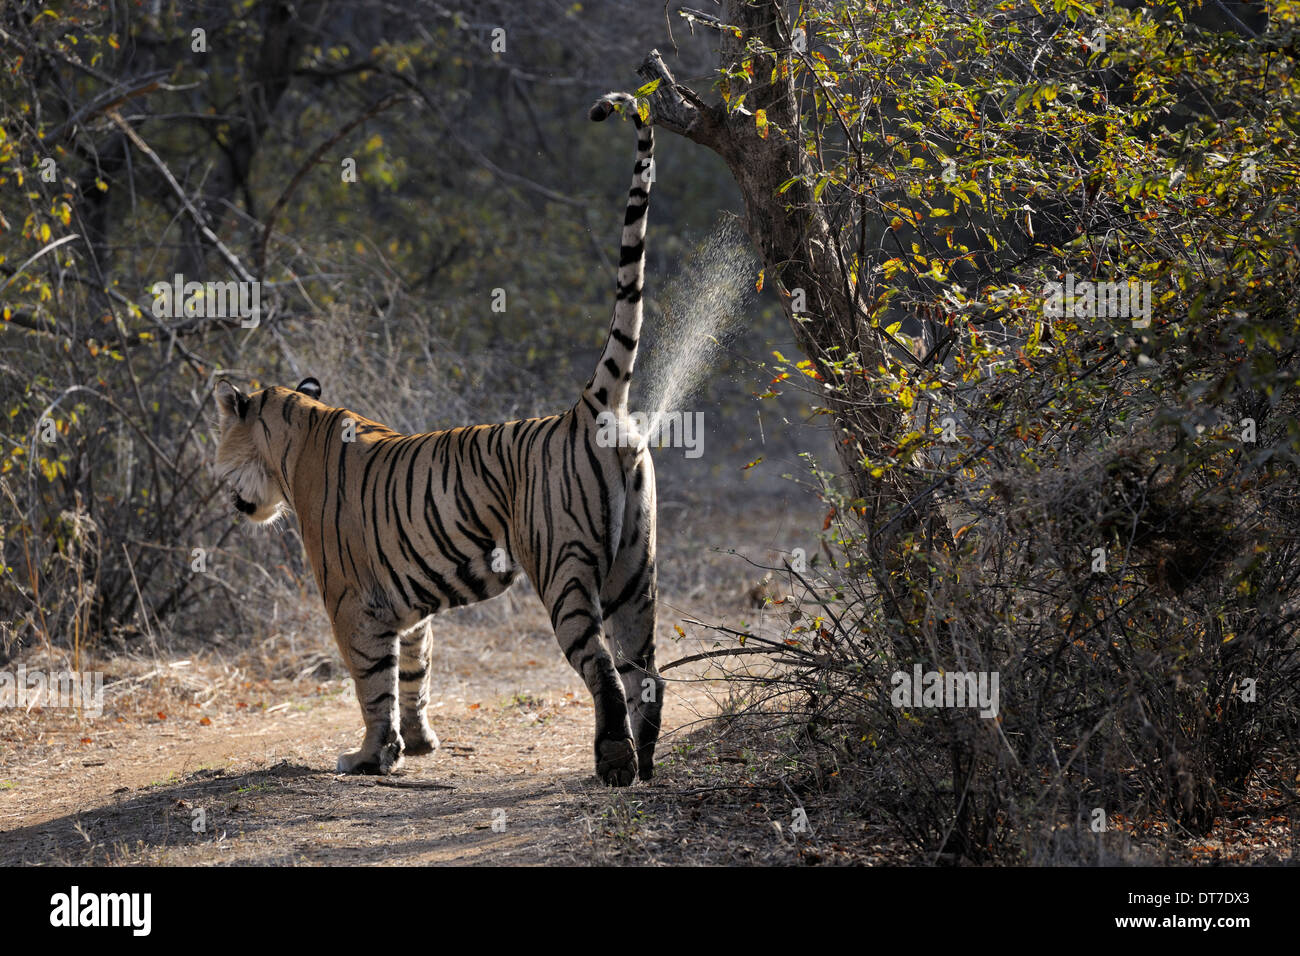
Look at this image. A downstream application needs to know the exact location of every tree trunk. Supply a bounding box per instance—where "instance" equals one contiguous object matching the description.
[636,3,951,622]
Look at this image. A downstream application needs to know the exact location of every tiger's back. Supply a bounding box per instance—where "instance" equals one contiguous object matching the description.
[280,399,643,630]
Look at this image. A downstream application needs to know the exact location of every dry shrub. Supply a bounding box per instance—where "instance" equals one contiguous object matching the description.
[696,419,1300,863]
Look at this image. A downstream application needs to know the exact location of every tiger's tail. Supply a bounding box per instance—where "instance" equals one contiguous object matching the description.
[583,92,654,414]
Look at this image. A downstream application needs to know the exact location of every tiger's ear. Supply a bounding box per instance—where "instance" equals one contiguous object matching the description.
[296,377,322,401]
[216,379,249,419]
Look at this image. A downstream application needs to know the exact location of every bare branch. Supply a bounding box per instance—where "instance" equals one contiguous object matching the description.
[255,92,410,277]
[635,49,726,149]
[106,109,256,284]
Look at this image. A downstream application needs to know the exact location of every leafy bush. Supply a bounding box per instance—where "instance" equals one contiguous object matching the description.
[694,0,1300,860]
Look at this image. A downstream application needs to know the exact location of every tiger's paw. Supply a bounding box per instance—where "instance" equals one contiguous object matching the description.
[595,736,637,787]
[402,724,440,757]
[337,739,405,775]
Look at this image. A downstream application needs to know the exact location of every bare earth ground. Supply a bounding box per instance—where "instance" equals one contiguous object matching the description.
[3,495,900,865]
[5,495,1294,866]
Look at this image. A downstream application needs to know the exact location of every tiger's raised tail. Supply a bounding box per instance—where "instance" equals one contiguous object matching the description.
[583,92,654,414]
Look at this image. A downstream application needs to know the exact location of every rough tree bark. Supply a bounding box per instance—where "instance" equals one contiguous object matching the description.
[636,2,951,620]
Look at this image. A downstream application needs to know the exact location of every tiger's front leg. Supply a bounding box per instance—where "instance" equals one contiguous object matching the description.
[332,602,404,775]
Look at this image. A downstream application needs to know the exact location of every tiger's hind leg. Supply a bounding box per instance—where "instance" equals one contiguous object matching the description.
[398,619,439,757]
[603,451,662,781]
[605,574,661,781]
[331,599,404,775]
[534,565,636,786]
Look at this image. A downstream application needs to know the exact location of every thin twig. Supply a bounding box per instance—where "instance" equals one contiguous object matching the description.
[106,109,255,283]
[661,645,791,673]
[255,92,409,277]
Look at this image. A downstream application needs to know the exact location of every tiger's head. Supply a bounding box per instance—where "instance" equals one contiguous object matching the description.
[214,376,322,523]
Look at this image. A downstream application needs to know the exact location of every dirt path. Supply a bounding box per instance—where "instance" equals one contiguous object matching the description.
[1,505,820,865]
[0,605,740,865]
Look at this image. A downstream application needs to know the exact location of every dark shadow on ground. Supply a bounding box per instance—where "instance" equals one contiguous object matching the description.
[0,760,609,865]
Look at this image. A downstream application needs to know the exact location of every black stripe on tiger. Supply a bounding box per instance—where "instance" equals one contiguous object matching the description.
[583,92,654,414]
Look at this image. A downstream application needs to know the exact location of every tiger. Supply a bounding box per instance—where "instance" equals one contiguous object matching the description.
[213,93,661,786]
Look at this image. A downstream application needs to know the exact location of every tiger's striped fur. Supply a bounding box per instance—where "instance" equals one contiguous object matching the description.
[214,94,660,786]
